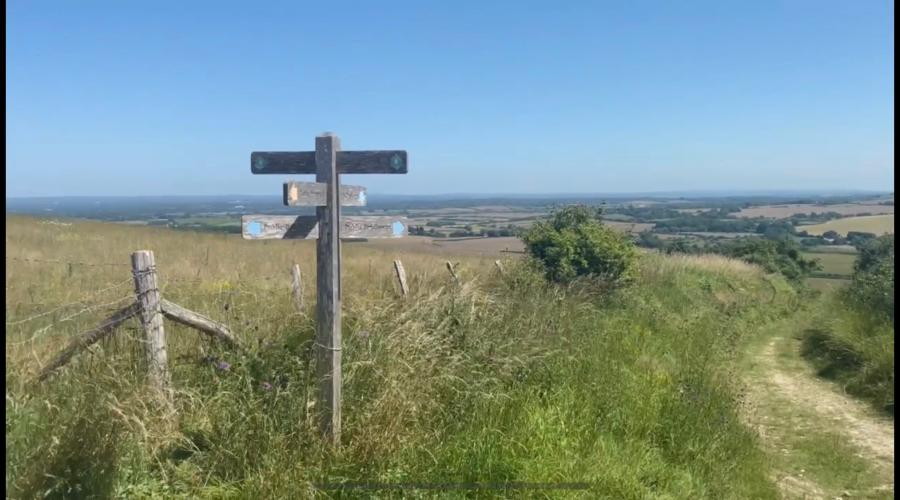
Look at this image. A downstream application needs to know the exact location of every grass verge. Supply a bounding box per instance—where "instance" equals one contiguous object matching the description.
[798,293,894,416]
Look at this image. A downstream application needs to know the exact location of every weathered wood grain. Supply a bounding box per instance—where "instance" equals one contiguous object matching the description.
[132,250,171,394]
[393,260,409,296]
[315,133,342,445]
[251,150,407,174]
[37,303,139,382]
[241,215,408,240]
[446,261,459,283]
[291,264,304,311]
[160,299,241,349]
[283,181,367,207]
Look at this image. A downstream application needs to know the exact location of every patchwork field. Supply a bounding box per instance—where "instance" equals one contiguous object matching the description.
[736,203,894,219]
[604,220,655,234]
[798,215,894,236]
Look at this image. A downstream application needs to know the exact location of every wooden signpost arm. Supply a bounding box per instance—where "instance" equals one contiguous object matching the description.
[252,150,407,174]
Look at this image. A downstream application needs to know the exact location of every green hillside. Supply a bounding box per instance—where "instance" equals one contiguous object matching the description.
[4,217,805,498]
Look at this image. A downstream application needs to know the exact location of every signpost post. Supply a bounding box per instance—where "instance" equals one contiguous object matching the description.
[246,133,408,445]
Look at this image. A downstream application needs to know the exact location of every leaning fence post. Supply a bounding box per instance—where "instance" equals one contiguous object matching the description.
[131,250,171,398]
[291,264,304,311]
[393,260,409,296]
[446,261,459,284]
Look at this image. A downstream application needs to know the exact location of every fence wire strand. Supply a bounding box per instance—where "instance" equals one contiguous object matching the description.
[9,295,137,346]
[6,277,135,326]
[6,256,129,267]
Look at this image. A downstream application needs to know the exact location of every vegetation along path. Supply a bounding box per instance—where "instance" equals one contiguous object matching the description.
[742,317,894,499]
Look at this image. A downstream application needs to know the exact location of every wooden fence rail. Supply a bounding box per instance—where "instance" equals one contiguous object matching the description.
[36,250,242,399]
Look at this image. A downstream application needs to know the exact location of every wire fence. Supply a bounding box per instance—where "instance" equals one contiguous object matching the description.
[5,256,130,267]
[6,277,135,326]
[7,256,292,281]
[6,259,293,352]
[6,252,462,355]
[7,295,137,347]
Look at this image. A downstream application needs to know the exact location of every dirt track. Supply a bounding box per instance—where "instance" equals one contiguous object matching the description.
[744,333,894,499]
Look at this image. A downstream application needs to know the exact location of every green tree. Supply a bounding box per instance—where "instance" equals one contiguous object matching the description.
[521,205,637,284]
[636,231,664,249]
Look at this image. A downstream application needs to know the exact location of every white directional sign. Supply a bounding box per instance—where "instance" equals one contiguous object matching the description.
[283,181,366,207]
[241,215,407,240]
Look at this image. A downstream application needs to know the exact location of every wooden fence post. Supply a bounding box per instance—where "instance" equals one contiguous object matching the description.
[291,264,304,311]
[393,260,409,296]
[446,261,459,283]
[131,250,171,397]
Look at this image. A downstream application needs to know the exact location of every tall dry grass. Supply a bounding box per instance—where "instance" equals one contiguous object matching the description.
[7,215,799,498]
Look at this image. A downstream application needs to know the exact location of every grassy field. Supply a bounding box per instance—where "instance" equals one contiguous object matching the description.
[798,214,894,236]
[802,245,859,254]
[7,215,804,498]
[359,235,525,257]
[802,252,856,277]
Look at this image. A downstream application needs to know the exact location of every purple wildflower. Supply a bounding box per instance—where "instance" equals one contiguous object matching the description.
[260,381,273,391]
[216,361,231,372]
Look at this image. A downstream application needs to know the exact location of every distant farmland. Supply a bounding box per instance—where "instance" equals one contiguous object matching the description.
[802,251,856,276]
[735,203,894,219]
[798,214,894,236]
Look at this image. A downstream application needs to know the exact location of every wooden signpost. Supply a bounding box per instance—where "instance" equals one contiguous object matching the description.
[241,215,408,240]
[246,133,407,445]
[283,181,367,207]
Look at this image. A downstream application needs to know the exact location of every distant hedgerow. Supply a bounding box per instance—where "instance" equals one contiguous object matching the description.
[521,205,637,285]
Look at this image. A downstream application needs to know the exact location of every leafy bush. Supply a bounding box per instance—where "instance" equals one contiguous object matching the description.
[718,237,820,282]
[847,231,877,248]
[847,235,894,322]
[521,205,638,284]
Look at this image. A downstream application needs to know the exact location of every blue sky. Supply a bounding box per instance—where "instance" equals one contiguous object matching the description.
[6,0,894,196]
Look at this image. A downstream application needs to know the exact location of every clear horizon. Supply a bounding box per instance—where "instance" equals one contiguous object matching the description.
[5,188,893,201]
[7,1,895,197]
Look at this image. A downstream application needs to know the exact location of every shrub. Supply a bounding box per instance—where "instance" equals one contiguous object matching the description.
[847,231,876,248]
[847,235,894,322]
[520,205,638,284]
[718,237,819,282]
